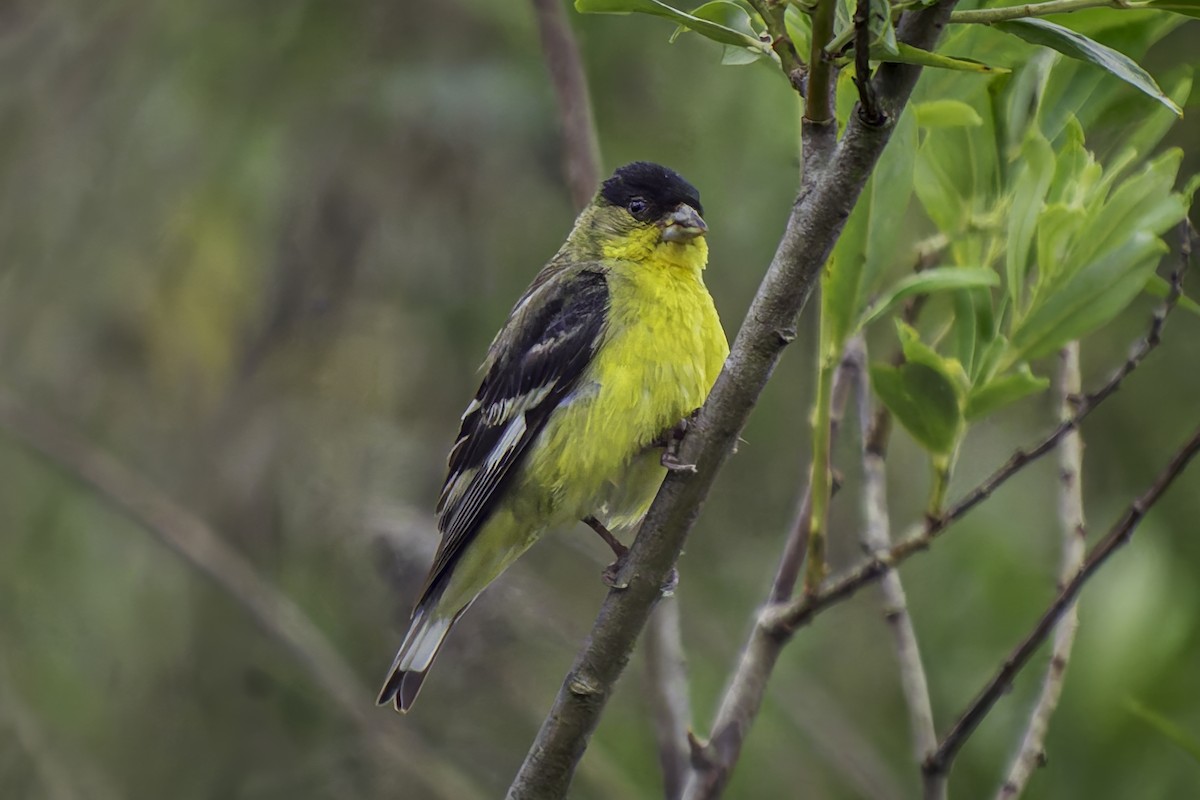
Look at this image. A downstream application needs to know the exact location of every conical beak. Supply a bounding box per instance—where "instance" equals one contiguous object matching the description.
[660,204,707,243]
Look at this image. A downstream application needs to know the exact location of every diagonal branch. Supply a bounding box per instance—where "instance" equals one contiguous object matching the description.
[505,5,962,798]
[531,0,602,210]
[852,335,940,800]
[0,388,486,800]
[995,342,1087,799]
[924,421,1200,779]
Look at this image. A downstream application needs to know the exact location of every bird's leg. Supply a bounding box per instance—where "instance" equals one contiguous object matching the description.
[583,515,629,587]
[657,409,700,473]
[583,515,680,595]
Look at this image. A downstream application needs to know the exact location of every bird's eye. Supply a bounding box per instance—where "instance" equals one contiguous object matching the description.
[627,197,648,217]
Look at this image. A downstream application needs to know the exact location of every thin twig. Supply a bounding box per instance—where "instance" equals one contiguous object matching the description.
[925,421,1200,778]
[806,0,838,125]
[853,0,884,125]
[766,244,1187,637]
[994,342,1087,799]
[506,6,962,797]
[531,0,601,211]
[644,598,693,800]
[0,389,486,800]
[745,0,806,94]
[851,335,941,800]
[770,345,859,603]
[949,0,1124,25]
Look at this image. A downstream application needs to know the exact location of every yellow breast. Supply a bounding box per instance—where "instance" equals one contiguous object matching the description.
[518,238,729,527]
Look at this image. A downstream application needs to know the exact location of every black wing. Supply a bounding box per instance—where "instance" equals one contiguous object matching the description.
[419,268,609,600]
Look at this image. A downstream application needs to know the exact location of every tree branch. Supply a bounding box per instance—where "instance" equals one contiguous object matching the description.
[852,335,941,800]
[994,342,1087,799]
[0,389,486,800]
[506,5,961,798]
[924,421,1200,779]
[531,0,602,210]
[765,238,1187,637]
[644,597,693,800]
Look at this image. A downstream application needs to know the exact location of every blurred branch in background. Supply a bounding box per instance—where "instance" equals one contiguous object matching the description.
[0,389,486,800]
[531,0,602,209]
[0,658,81,800]
[995,341,1088,799]
[925,419,1200,780]
[851,334,939,800]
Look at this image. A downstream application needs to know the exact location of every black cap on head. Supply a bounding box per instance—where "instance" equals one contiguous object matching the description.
[600,162,703,222]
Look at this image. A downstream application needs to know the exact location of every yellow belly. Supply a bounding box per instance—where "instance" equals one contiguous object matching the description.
[437,256,727,614]
[516,259,728,529]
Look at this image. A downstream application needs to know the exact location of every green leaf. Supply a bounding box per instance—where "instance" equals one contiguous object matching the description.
[1134,0,1200,19]
[1144,274,1200,317]
[576,0,769,50]
[914,99,983,129]
[875,42,1010,73]
[1126,699,1200,765]
[1006,129,1055,312]
[869,0,898,56]
[965,366,1049,420]
[823,109,917,347]
[1010,231,1169,361]
[784,4,812,57]
[870,361,963,454]
[897,321,971,395]
[993,19,1182,116]
[859,267,998,328]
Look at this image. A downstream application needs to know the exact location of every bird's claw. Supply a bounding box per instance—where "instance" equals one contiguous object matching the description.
[602,555,630,589]
[661,452,697,473]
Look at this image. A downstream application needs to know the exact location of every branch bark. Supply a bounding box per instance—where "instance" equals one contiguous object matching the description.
[925,421,1200,779]
[852,336,940,800]
[644,598,693,800]
[994,342,1087,799]
[506,5,960,798]
[0,389,486,800]
[531,0,602,210]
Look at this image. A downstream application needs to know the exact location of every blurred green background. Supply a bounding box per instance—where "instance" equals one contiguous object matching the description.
[1,1,1198,798]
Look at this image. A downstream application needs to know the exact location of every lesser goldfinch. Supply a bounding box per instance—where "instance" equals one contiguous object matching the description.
[378,162,728,712]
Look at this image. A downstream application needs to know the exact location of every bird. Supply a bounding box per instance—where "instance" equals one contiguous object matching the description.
[377,162,729,712]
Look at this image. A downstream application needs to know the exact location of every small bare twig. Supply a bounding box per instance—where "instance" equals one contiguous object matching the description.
[766,244,1187,637]
[995,342,1087,799]
[745,0,806,94]
[853,0,884,125]
[644,598,693,800]
[770,345,859,603]
[852,335,941,800]
[925,421,1200,779]
[531,0,601,210]
[0,389,486,800]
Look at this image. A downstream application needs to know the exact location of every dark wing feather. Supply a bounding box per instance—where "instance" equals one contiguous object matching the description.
[419,268,609,601]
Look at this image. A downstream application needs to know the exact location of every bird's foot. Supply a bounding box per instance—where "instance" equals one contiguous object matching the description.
[602,554,630,589]
[657,410,700,472]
